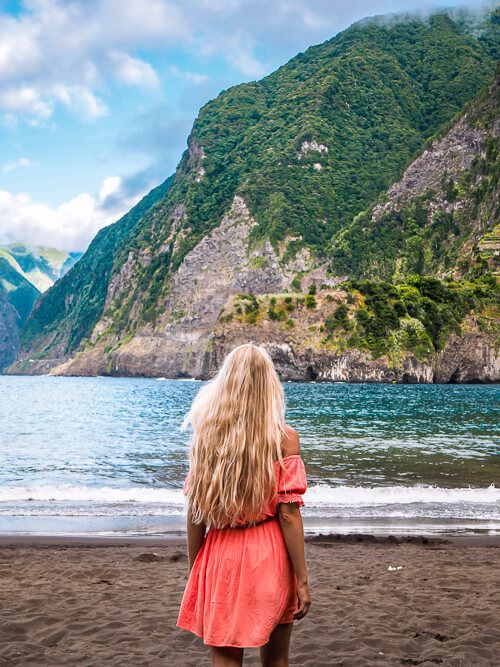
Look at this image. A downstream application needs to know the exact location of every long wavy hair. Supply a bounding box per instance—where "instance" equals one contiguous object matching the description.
[181,343,286,528]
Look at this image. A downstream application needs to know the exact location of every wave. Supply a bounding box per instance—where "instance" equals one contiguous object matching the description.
[305,483,500,505]
[0,483,498,505]
[0,485,184,504]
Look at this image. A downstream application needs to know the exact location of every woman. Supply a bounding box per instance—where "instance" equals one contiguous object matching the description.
[177,342,311,666]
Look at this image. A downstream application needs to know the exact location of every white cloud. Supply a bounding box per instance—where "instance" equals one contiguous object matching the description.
[51,84,109,120]
[0,176,146,252]
[109,50,159,89]
[168,65,209,84]
[1,157,33,173]
[0,0,171,122]
[0,85,52,119]
[98,176,122,202]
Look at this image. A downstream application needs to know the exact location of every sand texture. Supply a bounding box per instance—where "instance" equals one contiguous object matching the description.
[1,535,499,666]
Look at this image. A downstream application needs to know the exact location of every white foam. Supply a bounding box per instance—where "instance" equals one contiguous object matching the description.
[305,483,499,506]
[0,483,497,506]
[0,485,184,504]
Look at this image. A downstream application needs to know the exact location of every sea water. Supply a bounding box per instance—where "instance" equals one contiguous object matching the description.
[0,376,498,536]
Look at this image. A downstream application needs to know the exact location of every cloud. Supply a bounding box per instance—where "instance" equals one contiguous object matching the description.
[0,176,146,251]
[108,50,160,89]
[0,85,52,118]
[1,157,33,173]
[0,0,173,122]
[168,65,209,84]
[50,84,109,120]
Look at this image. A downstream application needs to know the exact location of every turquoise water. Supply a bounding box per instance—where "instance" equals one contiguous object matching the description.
[0,376,499,536]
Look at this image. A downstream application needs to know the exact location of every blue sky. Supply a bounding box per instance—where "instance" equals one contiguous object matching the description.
[0,0,493,251]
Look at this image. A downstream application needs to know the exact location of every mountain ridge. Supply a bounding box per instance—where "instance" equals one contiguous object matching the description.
[0,244,82,293]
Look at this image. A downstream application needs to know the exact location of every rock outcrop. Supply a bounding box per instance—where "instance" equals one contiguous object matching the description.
[45,197,299,377]
[204,298,498,383]
[371,117,487,221]
[206,330,498,384]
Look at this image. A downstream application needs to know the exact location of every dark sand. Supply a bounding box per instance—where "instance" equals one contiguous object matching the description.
[1,534,499,666]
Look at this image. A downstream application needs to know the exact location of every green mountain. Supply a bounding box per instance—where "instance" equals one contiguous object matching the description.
[0,244,82,293]
[0,243,84,369]
[10,8,500,381]
[0,253,40,369]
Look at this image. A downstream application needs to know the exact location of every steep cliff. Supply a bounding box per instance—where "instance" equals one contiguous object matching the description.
[0,289,20,371]
[0,254,40,369]
[8,8,500,381]
[329,68,500,280]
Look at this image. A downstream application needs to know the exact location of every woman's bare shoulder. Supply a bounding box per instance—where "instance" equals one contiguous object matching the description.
[280,424,300,457]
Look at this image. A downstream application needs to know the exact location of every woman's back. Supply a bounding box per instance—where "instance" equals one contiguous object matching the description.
[177,343,310,664]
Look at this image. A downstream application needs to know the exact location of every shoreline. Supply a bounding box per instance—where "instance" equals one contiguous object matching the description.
[1,531,500,548]
[2,514,499,539]
[3,370,500,385]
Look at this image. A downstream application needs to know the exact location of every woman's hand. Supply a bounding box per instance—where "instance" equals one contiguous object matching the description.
[294,581,311,620]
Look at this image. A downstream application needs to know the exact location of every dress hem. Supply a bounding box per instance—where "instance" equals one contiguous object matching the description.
[176,621,294,648]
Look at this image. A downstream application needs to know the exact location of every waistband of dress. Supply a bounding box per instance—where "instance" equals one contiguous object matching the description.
[222,514,279,530]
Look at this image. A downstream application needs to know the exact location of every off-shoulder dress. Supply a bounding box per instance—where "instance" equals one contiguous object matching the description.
[176,454,307,648]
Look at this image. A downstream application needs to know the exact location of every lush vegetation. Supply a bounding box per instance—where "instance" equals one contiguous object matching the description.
[345,275,499,359]
[329,68,500,281]
[100,8,499,328]
[189,11,499,256]
[226,275,499,362]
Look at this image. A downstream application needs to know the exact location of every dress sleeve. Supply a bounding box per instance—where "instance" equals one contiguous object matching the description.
[277,455,307,506]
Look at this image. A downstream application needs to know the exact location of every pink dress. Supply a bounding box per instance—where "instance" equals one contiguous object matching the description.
[176,455,307,648]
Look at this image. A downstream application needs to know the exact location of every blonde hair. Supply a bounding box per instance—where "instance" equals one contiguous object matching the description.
[181,342,286,528]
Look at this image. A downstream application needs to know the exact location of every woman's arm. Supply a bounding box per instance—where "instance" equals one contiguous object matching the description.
[186,507,206,572]
[278,502,311,619]
[278,424,311,619]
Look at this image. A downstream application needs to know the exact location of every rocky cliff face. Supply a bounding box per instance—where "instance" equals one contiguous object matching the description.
[207,309,498,384]
[42,280,499,383]
[371,118,486,220]
[42,196,314,377]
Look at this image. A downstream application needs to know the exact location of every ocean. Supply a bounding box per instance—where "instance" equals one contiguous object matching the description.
[1,376,499,536]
